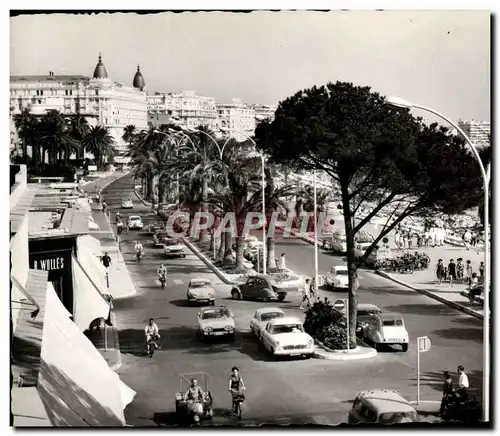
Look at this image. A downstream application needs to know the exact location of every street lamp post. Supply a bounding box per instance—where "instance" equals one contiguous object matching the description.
[387,96,490,422]
[219,127,267,275]
[313,171,319,295]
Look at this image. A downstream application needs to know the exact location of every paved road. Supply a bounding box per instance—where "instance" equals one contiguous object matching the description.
[102,175,481,427]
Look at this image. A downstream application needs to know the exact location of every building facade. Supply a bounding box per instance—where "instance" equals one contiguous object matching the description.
[251,103,277,123]
[147,90,218,130]
[10,54,148,156]
[216,98,256,141]
[457,119,491,146]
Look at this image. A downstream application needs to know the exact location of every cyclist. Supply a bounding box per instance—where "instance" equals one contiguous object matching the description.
[135,240,144,261]
[157,264,167,288]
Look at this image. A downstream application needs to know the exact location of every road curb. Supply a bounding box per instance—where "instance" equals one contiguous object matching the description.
[313,338,377,361]
[375,270,484,320]
[181,237,237,286]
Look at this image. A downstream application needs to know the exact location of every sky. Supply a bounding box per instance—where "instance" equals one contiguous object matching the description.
[10,10,491,122]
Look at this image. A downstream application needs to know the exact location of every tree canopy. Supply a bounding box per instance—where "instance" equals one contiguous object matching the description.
[254,81,484,345]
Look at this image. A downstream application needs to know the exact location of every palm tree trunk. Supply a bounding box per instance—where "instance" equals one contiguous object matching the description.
[199,178,210,243]
[266,235,277,269]
[235,235,245,269]
[223,231,233,264]
[217,231,225,260]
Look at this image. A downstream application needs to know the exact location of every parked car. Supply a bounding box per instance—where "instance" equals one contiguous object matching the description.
[363,313,409,352]
[128,215,143,230]
[260,316,315,358]
[230,275,288,302]
[163,239,186,258]
[325,265,349,290]
[121,196,134,209]
[249,307,285,340]
[196,306,235,341]
[153,231,169,247]
[187,278,216,305]
[331,235,347,253]
[348,389,420,424]
[356,303,382,338]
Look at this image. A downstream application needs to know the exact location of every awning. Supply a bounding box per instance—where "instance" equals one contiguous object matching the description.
[76,235,107,295]
[72,254,110,331]
[38,285,135,426]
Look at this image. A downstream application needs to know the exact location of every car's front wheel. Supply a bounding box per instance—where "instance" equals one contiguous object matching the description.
[401,343,408,352]
[231,289,242,300]
[277,293,286,301]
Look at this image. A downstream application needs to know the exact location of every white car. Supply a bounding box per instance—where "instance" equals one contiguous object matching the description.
[88,217,99,231]
[197,306,236,341]
[163,238,186,258]
[128,215,143,230]
[121,196,134,209]
[249,307,285,340]
[363,313,409,352]
[331,235,347,253]
[326,265,349,290]
[260,316,315,358]
[187,278,216,305]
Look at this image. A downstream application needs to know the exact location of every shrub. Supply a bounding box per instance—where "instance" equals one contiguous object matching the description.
[303,299,356,350]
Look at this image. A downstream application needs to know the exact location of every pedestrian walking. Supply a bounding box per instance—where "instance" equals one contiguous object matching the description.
[436,259,445,285]
[440,371,455,416]
[408,233,413,250]
[102,200,108,215]
[470,231,477,247]
[430,229,436,247]
[416,233,422,248]
[479,261,485,279]
[394,231,401,250]
[402,232,408,250]
[424,229,430,249]
[447,259,457,287]
[300,278,312,310]
[465,260,473,285]
[456,366,469,401]
[456,258,464,284]
[463,229,472,250]
[279,253,287,270]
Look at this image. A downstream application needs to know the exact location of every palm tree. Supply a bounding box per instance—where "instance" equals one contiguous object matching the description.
[264,165,301,269]
[170,126,221,242]
[301,185,332,232]
[122,125,136,147]
[210,149,263,269]
[69,115,90,160]
[13,108,34,163]
[39,110,78,166]
[83,125,116,170]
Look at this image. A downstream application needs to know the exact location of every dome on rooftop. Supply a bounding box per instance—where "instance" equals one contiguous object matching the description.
[92,53,108,79]
[133,64,146,91]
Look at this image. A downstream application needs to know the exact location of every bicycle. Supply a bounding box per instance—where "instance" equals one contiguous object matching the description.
[231,388,246,420]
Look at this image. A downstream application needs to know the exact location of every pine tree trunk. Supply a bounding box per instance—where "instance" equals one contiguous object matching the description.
[223,231,233,264]
[217,231,225,260]
[341,180,358,349]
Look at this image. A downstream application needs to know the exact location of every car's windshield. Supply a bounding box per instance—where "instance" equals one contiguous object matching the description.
[261,312,284,322]
[270,324,304,334]
[155,232,168,238]
[379,411,419,424]
[383,319,403,327]
[130,217,140,221]
[202,309,231,319]
[336,270,348,276]
[358,310,380,317]
[191,282,210,288]
[165,240,180,246]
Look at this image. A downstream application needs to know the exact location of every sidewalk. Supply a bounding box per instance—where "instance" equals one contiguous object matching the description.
[280,221,487,319]
[377,244,486,319]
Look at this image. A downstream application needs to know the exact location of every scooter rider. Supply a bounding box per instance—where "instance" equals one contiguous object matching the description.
[184,378,205,421]
[135,240,144,260]
[157,264,167,287]
[144,318,160,349]
[228,366,246,412]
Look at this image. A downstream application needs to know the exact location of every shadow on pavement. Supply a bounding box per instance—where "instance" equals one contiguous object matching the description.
[361,285,421,297]
[170,299,195,308]
[381,304,458,316]
[429,327,483,343]
[409,370,483,398]
[450,317,483,327]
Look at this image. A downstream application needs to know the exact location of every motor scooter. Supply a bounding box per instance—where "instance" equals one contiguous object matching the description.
[136,251,143,263]
[159,273,167,289]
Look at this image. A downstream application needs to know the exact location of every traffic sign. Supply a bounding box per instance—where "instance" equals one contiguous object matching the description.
[333,299,346,311]
[418,336,431,353]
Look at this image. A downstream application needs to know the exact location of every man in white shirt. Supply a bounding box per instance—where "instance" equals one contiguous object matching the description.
[300,278,312,310]
[457,365,469,400]
[145,318,160,348]
[279,253,286,270]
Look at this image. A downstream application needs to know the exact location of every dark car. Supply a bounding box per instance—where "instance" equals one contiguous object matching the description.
[230,275,288,302]
[153,231,169,248]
